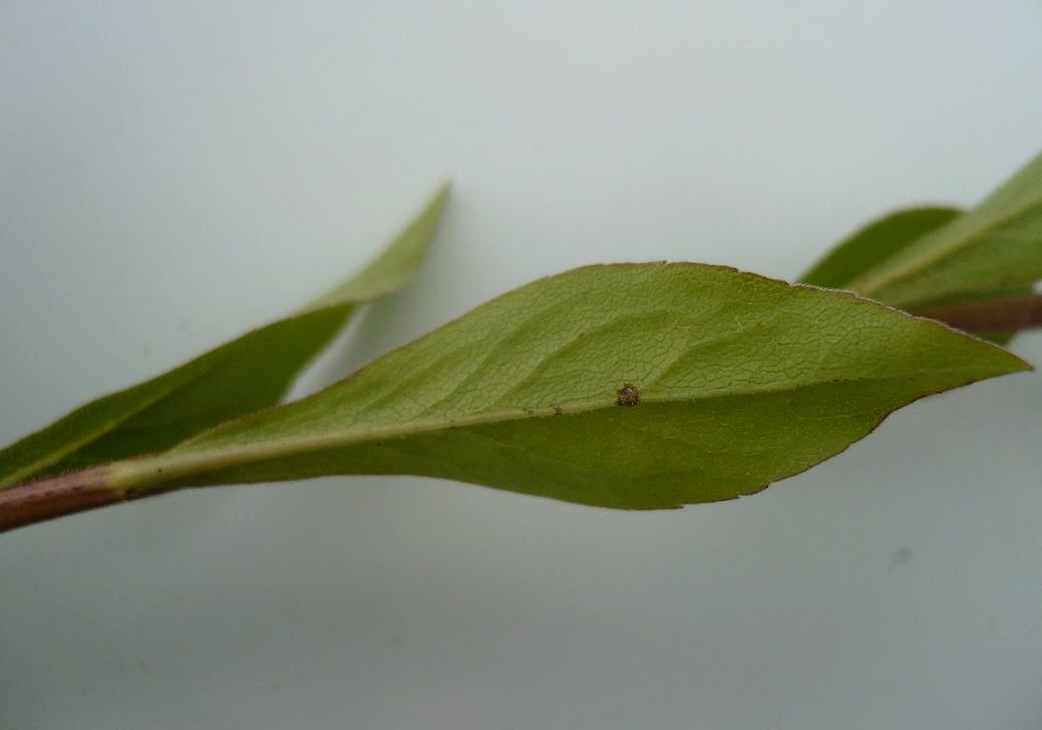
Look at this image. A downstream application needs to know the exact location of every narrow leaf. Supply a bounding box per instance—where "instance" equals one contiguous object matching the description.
[845,151,1042,307]
[800,206,961,289]
[105,263,1028,510]
[800,205,1028,344]
[0,184,450,488]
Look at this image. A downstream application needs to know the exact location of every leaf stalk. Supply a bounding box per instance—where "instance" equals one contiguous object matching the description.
[911,293,1042,335]
[0,467,153,533]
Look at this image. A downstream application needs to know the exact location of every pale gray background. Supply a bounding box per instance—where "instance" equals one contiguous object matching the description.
[2,2,1041,728]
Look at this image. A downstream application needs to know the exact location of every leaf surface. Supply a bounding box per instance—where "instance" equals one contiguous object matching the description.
[0,185,449,488]
[800,206,962,290]
[108,263,1029,510]
[800,205,1028,344]
[842,151,1042,307]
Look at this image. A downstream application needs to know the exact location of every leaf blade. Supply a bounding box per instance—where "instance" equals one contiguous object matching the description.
[800,206,962,290]
[109,263,1029,509]
[847,151,1042,307]
[0,184,450,487]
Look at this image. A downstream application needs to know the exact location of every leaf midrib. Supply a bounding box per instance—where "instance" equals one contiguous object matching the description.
[113,363,1008,490]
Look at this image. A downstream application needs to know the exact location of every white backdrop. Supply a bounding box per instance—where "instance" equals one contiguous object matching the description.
[2,2,1041,728]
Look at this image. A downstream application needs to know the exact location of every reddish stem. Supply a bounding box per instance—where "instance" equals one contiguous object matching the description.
[0,468,128,532]
[910,293,1042,335]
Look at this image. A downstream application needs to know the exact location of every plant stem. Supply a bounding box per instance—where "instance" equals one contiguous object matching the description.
[910,293,1042,335]
[0,467,158,533]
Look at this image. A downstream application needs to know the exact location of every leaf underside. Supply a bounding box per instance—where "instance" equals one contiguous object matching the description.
[115,263,1028,510]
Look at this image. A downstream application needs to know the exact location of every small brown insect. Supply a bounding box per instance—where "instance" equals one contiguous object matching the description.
[616,383,640,407]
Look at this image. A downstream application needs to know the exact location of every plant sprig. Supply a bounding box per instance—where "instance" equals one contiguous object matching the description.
[2,151,1041,533]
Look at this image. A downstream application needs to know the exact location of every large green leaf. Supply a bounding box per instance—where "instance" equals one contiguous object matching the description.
[845,151,1042,307]
[0,184,450,488]
[103,263,1028,510]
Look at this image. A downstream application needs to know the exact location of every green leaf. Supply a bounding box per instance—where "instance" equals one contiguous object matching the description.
[844,151,1042,307]
[800,206,962,290]
[105,263,1028,510]
[799,205,1028,345]
[0,184,450,488]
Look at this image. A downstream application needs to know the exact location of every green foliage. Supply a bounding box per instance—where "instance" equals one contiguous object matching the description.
[799,204,1031,345]
[106,264,1026,509]
[817,151,1042,307]
[800,206,962,290]
[0,185,449,488]
[2,149,1042,530]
